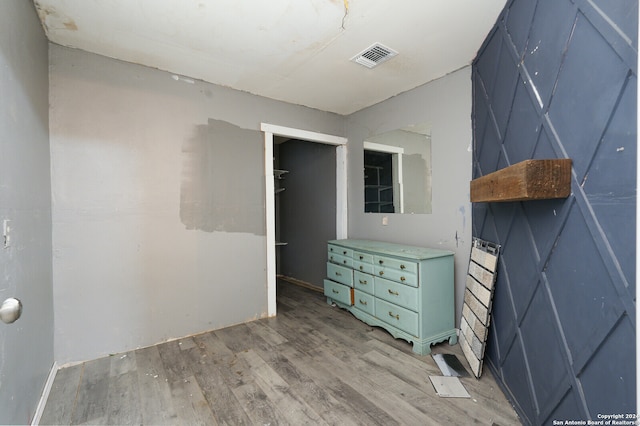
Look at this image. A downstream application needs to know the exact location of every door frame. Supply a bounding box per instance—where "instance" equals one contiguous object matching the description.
[262,123,348,316]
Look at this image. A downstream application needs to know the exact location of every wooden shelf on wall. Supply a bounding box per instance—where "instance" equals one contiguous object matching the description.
[470,159,572,203]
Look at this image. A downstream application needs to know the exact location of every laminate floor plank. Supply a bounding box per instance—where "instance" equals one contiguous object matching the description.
[245,318,288,346]
[276,343,399,426]
[135,345,179,425]
[263,311,330,353]
[69,356,111,425]
[169,375,218,426]
[311,346,437,426]
[109,351,137,377]
[42,280,520,425]
[302,310,377,355]
[252,343,362,426]
[231,381,288,425]
[192,331,253,390]
[157,340,194,383]
[39,363,83,425]
[177,336,197,351]
[360,348,477,424]
[184,334,253,425]
[106,367,142,425]
[237,349,327,425]
[215,323,273,355]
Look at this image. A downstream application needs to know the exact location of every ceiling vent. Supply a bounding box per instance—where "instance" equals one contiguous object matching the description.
[351,43,398,69]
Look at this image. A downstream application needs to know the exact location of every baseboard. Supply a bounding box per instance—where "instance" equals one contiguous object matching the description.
[277,275,323,293]
[31,361,58,425]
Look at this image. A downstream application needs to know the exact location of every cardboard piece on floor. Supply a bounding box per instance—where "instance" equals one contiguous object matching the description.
[432,353,470,377]
[429,376,471,398]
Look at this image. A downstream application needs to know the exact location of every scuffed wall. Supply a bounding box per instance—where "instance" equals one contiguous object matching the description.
[0,1,54,424]
[346,67,473,327]
[49,45,344,364]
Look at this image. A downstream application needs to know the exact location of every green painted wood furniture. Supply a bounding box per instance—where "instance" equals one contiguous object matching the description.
[323,239,457,355]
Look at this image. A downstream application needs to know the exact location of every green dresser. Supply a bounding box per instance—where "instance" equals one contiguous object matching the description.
[324,239,457,355]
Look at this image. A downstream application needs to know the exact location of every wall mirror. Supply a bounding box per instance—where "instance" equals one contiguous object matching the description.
[364,124,432,214]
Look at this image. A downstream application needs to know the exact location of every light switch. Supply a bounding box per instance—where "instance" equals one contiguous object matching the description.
[382,216,388,226]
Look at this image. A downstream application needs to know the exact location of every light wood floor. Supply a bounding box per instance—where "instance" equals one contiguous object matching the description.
[40,280,520,425]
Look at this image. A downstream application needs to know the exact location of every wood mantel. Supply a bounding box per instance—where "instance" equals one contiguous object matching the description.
[470,159,572,202]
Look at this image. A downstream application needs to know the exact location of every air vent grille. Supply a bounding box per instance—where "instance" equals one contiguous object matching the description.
[351,43,398,69]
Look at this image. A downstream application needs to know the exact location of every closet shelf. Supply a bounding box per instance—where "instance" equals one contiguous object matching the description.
[470,159,571,202]
[274,169,289,179]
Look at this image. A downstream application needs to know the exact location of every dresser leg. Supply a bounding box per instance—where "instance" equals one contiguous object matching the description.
[412,341,432,355]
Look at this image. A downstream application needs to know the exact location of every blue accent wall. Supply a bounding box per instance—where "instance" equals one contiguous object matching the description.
[472,0,636,424]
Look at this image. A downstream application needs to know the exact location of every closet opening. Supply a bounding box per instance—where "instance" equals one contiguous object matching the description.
[261,124,347,316]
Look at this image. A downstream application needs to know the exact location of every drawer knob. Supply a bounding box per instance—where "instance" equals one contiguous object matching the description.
[388,289,399,296]
[359,255,364,260]
[332,289,339,294]
[359,279,368,285]
[379,260,384,264]
[379,271,384,276]
[343,251,347,255]
[359,266,363,271]
[335,272,342,276]
[400,276,406,282]
[388,311,399,320]
[400,264,406,270]
[343,260,347,264]
[359,299,368,305]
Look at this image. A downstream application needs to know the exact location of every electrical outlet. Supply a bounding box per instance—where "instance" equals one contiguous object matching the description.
[382,216,388,226]
[3,220,10,248]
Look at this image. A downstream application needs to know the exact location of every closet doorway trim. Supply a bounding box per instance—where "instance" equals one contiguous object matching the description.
[262,123,348,316]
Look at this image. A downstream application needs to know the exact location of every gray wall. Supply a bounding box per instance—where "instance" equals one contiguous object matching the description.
[49,45,344,364]
[0,1,54,424]
[473,0,636,423]
[346,68,473,325]
[278,140,336,288]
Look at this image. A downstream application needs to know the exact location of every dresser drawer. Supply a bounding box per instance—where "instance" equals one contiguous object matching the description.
[324,280,353,306]
[374,267,418,287]
[353,261,374,275]
[354,251,374,264]
[374,276,418,311]
[328,244,353,259]
[354,270,373,294]
[374,255,418,274]
[328,252,353,268]
[353,290,375,316]
[376,298,419,336]
[326,262,353,286]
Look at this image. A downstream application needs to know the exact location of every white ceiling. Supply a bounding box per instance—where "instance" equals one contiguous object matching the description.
[33,0,507,115]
